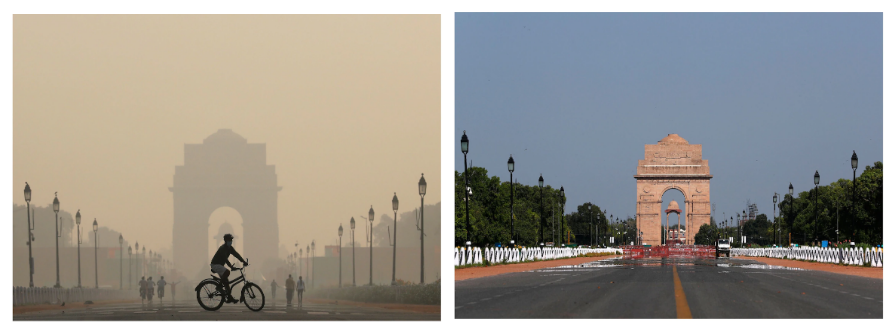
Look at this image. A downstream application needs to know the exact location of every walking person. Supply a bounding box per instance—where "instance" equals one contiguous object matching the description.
[270,279,278,303]
[285,275,295,306]
[146,276,155,303]
[157,276,167,304]
[297,275,306,309]
[169,281,179,302]
[139,276,147,304]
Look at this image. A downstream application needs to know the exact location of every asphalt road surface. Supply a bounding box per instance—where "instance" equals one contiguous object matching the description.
[455,256,882,318]
[14,299,439,320]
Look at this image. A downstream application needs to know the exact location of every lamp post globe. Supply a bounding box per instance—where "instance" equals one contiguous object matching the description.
[851,151,858,171]
[461,130,469,154]
[93,219,99,289]
[24,182,31,202]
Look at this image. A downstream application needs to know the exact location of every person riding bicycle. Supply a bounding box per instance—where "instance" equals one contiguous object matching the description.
[146,276,155,302]
[210,233,247,303]
[157,276,167,301]
[139,276,147,301]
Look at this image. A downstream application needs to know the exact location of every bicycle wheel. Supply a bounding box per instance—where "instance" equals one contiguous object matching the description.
[241,282,265,311]
[196,281,225,311]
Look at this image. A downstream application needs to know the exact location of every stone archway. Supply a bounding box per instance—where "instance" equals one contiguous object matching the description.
[635,134,711,246]
[170,129,282,279]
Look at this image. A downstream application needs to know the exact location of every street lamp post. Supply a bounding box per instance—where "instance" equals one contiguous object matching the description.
[338,224,343,288]
[53,193,61,288]
[391,193,398,286]
[24,183,34,287]
[539,175,544,245]
[461,131,470,246]
[419,174,427,284]
[368,206,374,286]
[773,193,778,246]
[814,170,820,246]
[350,217,355,286]
[311,241,316,289]
[135,242,139,280]
[788,183,794,245]
[128,246,132,290]
[851,150,858,242]
[76,210,82,288]
[589,205,593,246]
[93,219,99,289]
[119,234,123,290]
[508,155,515,246]
[559,186,565,247]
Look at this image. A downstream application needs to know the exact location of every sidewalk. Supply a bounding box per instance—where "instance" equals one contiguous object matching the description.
[455,255,620,281]
[13,299,142,315]
[737,256,883,279]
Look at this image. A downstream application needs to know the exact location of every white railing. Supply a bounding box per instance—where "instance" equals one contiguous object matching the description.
[731,246,883,267]
[454,247,622,267]
[12,287,140,306]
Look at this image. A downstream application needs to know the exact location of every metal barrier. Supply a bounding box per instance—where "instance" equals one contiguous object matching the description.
[454,247,623,266]
[12,286,140,306]
[731,247,883,267]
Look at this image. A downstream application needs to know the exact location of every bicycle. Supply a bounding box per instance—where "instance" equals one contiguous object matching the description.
[194,260,265,311]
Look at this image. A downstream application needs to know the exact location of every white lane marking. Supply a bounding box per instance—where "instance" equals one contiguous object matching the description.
[467,302,477,305]
[850,294,860,297]
[494,295,503,298]
[863,297,873,300]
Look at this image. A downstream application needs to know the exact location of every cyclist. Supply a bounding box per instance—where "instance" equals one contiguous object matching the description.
[139,276,147,302]
[210,233,247,303]
[157,276,167,302]
[146,276,155,303]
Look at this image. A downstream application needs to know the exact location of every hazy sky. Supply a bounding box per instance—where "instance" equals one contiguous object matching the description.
[14,15,440,258]
[455,13,881,224]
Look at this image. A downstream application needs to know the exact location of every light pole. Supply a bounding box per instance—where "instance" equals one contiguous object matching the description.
[814,170,820,246]
[508,155,515,246]
[461,131,470,246]
[93,219,99,289]
[735,213,739,246]
[53,193,61,288]
[350,217,355,286]
[368,206,374,286]
[419,173,427,284]
[24,183,34,288]
[391,193,398,286]
[742,210,746,246]
[589,205,593,246]
[299,248,303,280]
[135,241,139,279]
[76,210,82,288]
[539,175,544,245]
[128,246,132,290]
[559,186,564,247]
[338,224,343,288]
[773,193,778,246]
[788,183,794,245]
[311,241,316,289]
[851,150,858,242]
[119,234,123,290]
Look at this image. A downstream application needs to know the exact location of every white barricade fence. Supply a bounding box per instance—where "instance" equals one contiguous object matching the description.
[454,247,623,267]
[730,246,882,267]
[12,287,140,306]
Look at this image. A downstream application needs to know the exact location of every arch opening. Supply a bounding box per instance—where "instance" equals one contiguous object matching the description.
[661,189,686,245]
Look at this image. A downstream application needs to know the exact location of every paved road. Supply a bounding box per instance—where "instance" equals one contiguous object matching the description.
[455,256,882,318]
[14,299,439,320]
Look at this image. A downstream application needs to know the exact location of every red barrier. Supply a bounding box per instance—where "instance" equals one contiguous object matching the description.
[621,245,716,259]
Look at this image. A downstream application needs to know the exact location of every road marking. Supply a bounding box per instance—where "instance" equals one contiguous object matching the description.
[134,311,156,314]
[307,311,328,315]
[672,265,693,319]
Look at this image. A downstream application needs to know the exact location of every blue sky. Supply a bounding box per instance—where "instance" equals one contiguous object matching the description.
[455,13,882,226]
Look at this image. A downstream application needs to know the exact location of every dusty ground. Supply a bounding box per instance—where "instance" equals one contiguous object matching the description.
[307,298,439,313]
[13,299,141,315]
[455,255,620,281]
[737,256,883,279]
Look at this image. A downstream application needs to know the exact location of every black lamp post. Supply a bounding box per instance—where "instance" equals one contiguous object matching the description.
[742,210,746,246]
[391,193,398,286]
[119,234,123,290]
[419,173,427,284]
[773,193,778,246]
[735,213,739,246]
[350,217,355,286]
[788,183,794,245]
[538,175,544,246]
[93,219,99,289]
[559,186,565,247]
[128,245,132,290]
[814,170,820,245]
[311,241,316,289]
[461,131,470,246]
[508,155,515,246]
[368,206,374,286]
[851,150,858,242]
[24,183,34,288]
[338,224,343,288]
[135,241,139,279]
[589,205,593,246]
[53,193,61,288]
[76,210,82,288]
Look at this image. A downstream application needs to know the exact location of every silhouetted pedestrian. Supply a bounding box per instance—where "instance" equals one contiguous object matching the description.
[297,276,305,309]
[270,279,278,301]
[169,281,179,301]
[285,275,295,306]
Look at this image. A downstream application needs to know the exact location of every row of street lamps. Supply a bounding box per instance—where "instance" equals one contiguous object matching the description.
[23,182,160,290]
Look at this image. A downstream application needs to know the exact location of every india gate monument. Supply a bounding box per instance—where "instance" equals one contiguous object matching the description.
[170,129,281,279]
[635,134,711,246]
